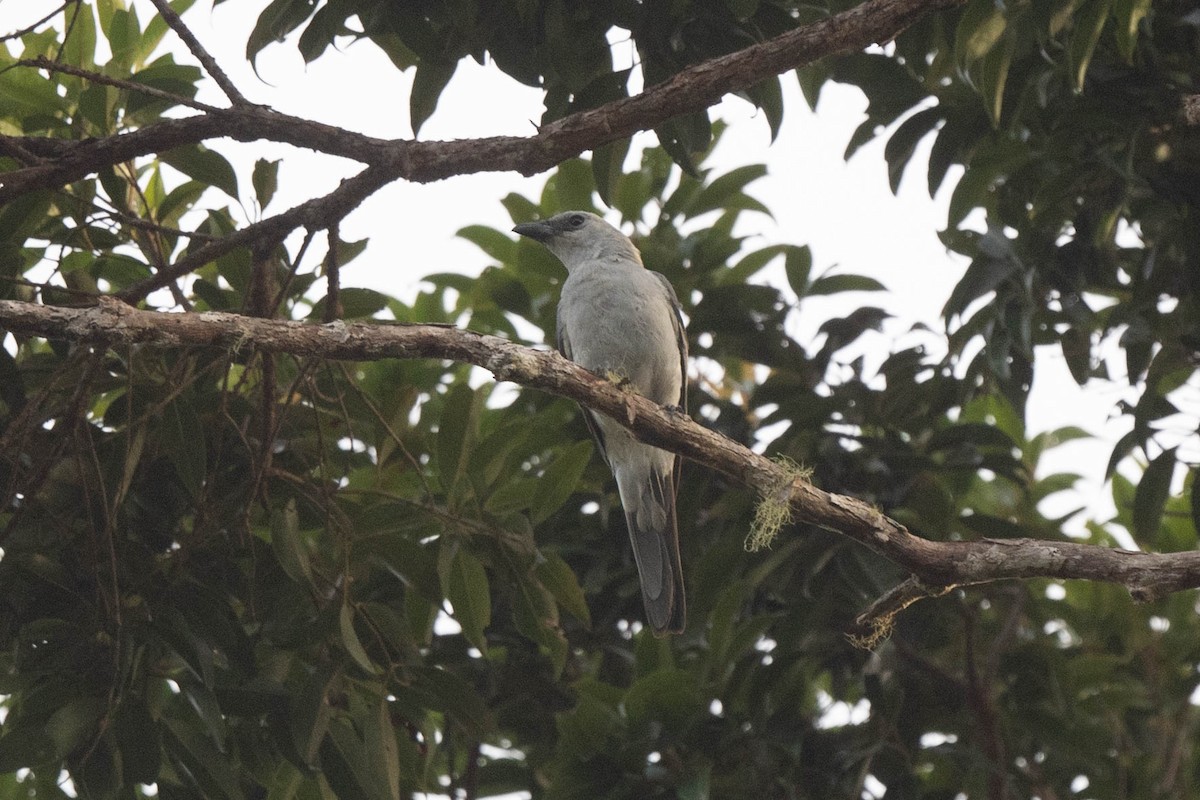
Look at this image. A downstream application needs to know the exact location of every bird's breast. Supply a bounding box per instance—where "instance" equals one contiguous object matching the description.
[559,266,682,407]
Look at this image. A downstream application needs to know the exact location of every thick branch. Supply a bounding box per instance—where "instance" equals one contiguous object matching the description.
[0,0,961,204]
[3,298,1199,616]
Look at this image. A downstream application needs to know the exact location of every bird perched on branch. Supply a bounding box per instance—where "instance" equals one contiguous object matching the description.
[514,211,688,635]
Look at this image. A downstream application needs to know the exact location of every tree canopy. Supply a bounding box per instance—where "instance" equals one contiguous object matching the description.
[1,0,1199,798]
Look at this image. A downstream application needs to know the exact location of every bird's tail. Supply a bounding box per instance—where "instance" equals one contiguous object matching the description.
[621,468,685,636]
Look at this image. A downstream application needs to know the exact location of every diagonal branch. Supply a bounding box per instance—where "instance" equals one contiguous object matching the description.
[146,0,249,107]
[114,164,393,303]
[1,0,963,204]
[19,56,221,112]
[3,298,1199,634]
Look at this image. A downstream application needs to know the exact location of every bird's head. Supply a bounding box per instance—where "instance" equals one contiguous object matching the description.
[513,211,642,272]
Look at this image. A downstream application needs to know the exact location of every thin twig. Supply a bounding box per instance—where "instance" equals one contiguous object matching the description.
[323,225,341,323]
[19,56,221,112]
[54,0,82,64]
[146,0,249,106]
[116,165,392,304]
[1,1,72,43]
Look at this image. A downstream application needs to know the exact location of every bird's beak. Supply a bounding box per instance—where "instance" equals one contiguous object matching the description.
[513,221,554,242]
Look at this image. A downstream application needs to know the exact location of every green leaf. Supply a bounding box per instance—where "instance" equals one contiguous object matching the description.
[807,273,886,296]
[321,717,395,800]
[142,0,199,66]
[1133,448,1176,545]
[0,723,58,772]
[555,691,618,760]
[437,384,483,499]
[943,251,1019,321]
[535,552,591,626]
[162,715,246,800]
[438,543,491,651]
[357,534,442,602]
[253,158,280,209]
[1070,0,1114,91]
[743,76,784,142]
[270,499,312,585]
[691,164,768,217]
[246,0,317,66]
[264,762,305,800]
[63,0,98,71]
[0,61,69,118]
[975,31,1015,125]
[290,661,337,768]
[457,224,516,263]
[954,0,1009,63]
[483,477,536,515]
[550,158,597,212]
[0,348,26,413]
[410,60,456,136]
[784,245,813,298]
[795,62,829,110]
[510,569,568,674]
[1105,429,1140,479]
[364,698,402,800]
[404,666,495,737]
[623,668,703,734]
[160,394,207,498]
[297,3,348,63]
[340,603,382,674]
[113,697,161,785]
[592,137,632,207]
[716,244,782,286]
[884,107,942,193]
[153,606,214,685]
[309,287,391,320]
[1113,0,1152,62]
[111,9,144,68]
[655,114,709,178]
[160,144,239,200]
[126,62,203,119]
[531,440,593,524]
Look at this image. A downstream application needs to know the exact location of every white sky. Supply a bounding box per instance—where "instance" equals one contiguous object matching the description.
[78,1,1166,537]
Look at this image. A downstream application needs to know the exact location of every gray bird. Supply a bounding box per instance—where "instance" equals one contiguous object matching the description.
[514,211,688,635]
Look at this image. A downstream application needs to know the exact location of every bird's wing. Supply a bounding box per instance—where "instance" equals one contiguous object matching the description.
[651,271,689,414]
[651,270,688,494]
[557,317,609,465]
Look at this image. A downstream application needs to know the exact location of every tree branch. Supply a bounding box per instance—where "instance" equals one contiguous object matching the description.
[146,0,249,107]
[115,164,393,302]
[1,0,963,205]
[3,298,1198,633]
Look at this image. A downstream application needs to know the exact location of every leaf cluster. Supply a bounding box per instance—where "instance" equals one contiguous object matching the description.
[2,1,1200,798]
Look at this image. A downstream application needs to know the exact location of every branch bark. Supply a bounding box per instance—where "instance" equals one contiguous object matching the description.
[0,0,962,204]
[4,298,1198,636]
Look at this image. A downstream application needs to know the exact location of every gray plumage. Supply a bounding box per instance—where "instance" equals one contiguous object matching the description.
[513,211,688,635]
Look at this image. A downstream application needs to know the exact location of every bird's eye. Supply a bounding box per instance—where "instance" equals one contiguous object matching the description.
[568,214,586,228]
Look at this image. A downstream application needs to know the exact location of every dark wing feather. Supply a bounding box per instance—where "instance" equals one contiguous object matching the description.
[651,270,689,490]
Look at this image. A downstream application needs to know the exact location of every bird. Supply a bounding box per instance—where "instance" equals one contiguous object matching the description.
[513,211,688,635]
